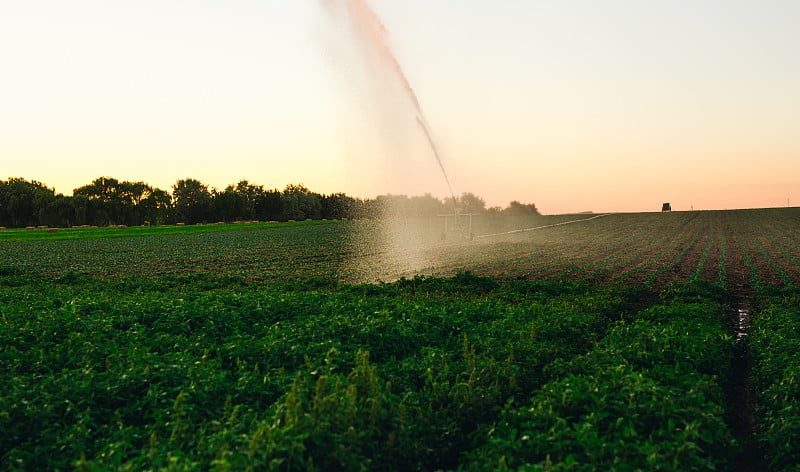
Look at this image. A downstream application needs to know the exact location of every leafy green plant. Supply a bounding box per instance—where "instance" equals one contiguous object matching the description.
[464,282,736,471]
[749,289,800,470]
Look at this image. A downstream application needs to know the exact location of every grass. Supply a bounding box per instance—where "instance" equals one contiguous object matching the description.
[0,220,333,242]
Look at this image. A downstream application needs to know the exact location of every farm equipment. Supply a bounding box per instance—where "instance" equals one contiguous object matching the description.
[439,211,477,241]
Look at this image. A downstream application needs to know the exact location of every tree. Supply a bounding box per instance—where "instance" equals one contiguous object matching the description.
[73,177,120,202]
[281,184,321,221]
[233,180,263,219]
[71,194,89,226]
[376,194,409,218]
[1,176,495,225]
[74,177,118,225]
[0,178,57,227]
[457,192,486,214]
[211,185,246,222]
[255,189,283,221]
[505,201,540,216]
[320,193,359,220]
[410,193,447,217]
[116,181,152,206]
[172,178,212,224]
[140,189,172,225]
[41,195,76,228]
[73,177,154,225]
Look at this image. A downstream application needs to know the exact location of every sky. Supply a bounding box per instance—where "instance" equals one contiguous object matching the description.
[2,0,798,214]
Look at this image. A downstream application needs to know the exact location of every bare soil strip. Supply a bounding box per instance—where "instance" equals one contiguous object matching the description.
[728,301,761,472]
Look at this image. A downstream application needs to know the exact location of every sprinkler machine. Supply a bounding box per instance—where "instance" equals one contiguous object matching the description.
[439,210,477,241]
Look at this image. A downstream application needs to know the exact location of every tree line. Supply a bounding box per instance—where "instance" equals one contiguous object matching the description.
[0,177,540,228]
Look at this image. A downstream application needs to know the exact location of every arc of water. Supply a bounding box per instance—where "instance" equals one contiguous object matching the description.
[323,0,457,207]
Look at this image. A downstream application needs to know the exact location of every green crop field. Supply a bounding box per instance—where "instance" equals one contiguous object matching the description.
[2,208,800,470]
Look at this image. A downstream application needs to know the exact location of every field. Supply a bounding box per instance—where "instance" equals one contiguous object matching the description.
[2,209,800,470]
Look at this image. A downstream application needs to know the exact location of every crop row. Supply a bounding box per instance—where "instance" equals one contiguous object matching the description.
[749,288,800,470]
[539,213,681,281]
[724,210,800,291]
[430,208,800,294]
[1,271,636,470]
[465,280,737,470]
[3,208,800,470]
[2,209,800,292]
[1,267,750,470]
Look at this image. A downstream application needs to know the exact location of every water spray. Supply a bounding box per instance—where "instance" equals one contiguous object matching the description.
[415,116,456,203]
[322,0,457,208]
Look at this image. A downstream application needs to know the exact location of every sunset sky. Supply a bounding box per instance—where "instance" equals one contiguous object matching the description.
[2,0,798,214]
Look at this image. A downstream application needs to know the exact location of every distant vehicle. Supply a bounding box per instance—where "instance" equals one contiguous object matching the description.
[662,203,672,212]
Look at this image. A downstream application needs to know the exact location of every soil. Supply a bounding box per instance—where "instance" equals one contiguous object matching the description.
[727,301,761,472]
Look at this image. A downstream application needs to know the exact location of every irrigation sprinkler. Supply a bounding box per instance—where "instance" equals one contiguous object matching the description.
[438,211,477,241]
[474,213,612,240]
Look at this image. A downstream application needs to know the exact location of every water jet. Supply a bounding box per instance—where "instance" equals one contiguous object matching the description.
[321,0,456,205]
